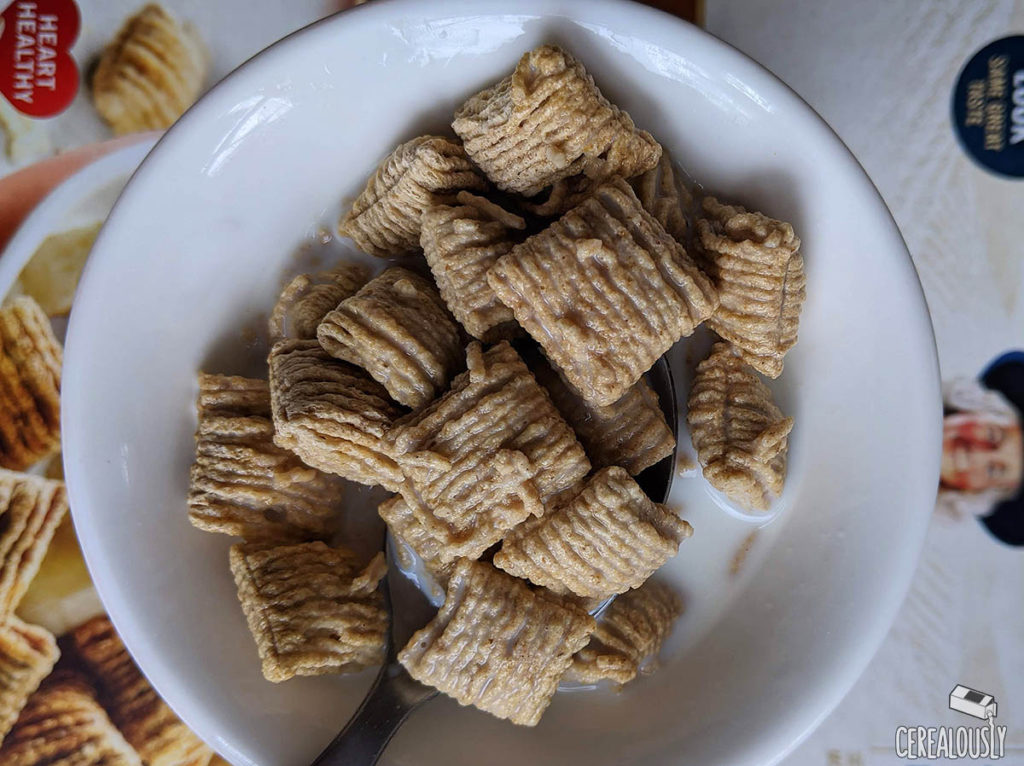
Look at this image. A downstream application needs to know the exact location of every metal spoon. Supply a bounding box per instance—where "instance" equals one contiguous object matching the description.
[312,355,678,766]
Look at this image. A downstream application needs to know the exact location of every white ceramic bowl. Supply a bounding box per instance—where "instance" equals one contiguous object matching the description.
[62,2,941,765]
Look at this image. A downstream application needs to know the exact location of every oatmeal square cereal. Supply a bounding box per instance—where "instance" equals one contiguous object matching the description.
[0,471,68,616]
[92,4,208,135]
[631,151,692,243]
[268,263,371,342]
[420,192,525,342]
[532,358,674,476]
[69,616,213,766]
[397,448,543,562]
[493,466,691,600]
[0,671,141,765]
[269,339,404,490]
[452,45,661,198]
[0,297,62,471]
[317,268,463,409]
[378,495,455,586]
[392,341,589,500]
[398,559,594,726]
[339,136,487,258]
[696,197,805,378]
[229,541,388,682]
[389,342,590,559]
[564,580,682,686]
[488,178,718,406]
[187,373,344,542]
[687,342,793,511]
[0,618,58,746]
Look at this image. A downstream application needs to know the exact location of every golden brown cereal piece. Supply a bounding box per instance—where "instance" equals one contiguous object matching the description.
[338,136,488,258]
[16,224,102,317]
[69,616,212,766]
[397,449,543,563]
[317,268,463,409]
[493,466,692,600]
[229,541,388,682]
[488,178,718,407]
[268,263,371,342]
[696,197,805,378]
[687,343,794,510]
[420,192,524,342]
[187,373,344,541]
[0,471,68,616]
[391,342,590,499]
[531,358,674,476]
[0,297,62,471]
[269,339,404,490]
[378,496,455,587]
[564,580,682,686]
[0,618,58,746]
[0,671,141,765]
[631,150,692,243]
[390,342,590,559]
[452,45,661,198]
[91,4,208,134]
[399,559,594,726]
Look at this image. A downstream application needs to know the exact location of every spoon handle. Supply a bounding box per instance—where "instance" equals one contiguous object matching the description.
[311,662,437,766]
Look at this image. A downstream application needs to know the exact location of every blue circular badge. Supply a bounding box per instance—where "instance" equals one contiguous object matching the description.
[952,35,1024,179]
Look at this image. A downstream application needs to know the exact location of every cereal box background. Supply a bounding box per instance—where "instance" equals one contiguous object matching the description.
[1,0,1021,764]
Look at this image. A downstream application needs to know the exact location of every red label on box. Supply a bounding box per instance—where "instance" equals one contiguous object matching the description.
[0,0,80,117]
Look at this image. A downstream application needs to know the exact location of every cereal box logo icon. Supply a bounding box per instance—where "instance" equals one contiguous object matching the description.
[0,0,81,117]
[950,684,998,721]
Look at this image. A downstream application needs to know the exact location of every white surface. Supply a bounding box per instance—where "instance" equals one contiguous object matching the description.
[0,138,157,300]
[704,1,1024,763]
[61,2,941,765]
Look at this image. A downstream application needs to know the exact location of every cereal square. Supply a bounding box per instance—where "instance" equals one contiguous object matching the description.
[229,541,388,682]
[687,342,793,510]
[339,136,487,258]
[453,45,661,198]
[0,670,141,765]
[69,616,213,766]
[188,373,345,541]
[268,263,370,342]
[398,559,594,726]
[0,297,62,471]
[696,197,805,378]
[269,339,404,490]
[420,192,524,342]
[317,268,463,409]
[389,342,589,560]
[488,178,718,406]
[493,466,691,599]
[564,580,682,686]
[0,618,58,747]
[531,356,674,476]
[0,471,68,616]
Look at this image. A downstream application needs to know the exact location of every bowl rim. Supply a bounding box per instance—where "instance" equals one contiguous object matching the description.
[61,1,941,764]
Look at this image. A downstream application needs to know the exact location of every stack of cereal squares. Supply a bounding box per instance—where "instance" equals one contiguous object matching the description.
[194,42,805,727]
[186,342,390,683]
[0,296,212,764]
